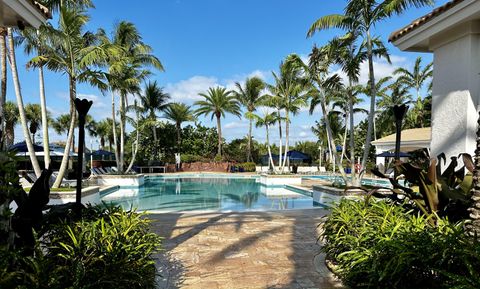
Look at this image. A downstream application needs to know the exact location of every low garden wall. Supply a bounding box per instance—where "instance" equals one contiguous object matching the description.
[48,186,100,205]
[95,174,145,186]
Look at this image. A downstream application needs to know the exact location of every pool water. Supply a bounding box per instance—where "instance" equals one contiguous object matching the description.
[101,176,322,212]
[304,175,392,187]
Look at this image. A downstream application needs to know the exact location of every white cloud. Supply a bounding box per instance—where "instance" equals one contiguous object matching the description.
[224,120,248,129]
[165,76,219,103]
[77,93,107,108]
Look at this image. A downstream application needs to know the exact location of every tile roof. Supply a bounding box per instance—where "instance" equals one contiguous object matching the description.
[30,1,52,19]
[388,0,465,42]
[372,127,431,145]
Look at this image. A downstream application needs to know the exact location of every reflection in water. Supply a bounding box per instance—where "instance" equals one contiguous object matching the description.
[103,177,321,212]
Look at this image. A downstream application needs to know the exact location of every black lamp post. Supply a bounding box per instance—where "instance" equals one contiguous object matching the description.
[392,104,408,178]
[74,98,93,205]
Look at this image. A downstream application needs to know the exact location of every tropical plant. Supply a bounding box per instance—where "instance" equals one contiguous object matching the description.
[252,111,277,170]
[163,102,195,149]
[52,114,75,153]
[138,81,170,142]
[307,0,433,174]
[100,21,163,173]
[24,103,44,144]
[3,101,18,148]
[94,119,111,150]
[0,28,6,151]
[233,76,265,162]
[195,87,241,156]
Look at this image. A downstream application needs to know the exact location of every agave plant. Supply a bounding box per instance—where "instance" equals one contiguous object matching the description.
[369,151,473,221]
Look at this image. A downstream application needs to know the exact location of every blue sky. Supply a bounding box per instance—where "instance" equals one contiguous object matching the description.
[8,0,448,149]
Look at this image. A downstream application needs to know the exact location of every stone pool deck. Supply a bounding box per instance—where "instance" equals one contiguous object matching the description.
[150,209,344,289]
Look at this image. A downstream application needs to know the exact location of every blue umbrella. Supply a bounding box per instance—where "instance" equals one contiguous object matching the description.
[92,149,115,157]
[8,141,43,153]
[286,150,312,162]
[376,151,411,158]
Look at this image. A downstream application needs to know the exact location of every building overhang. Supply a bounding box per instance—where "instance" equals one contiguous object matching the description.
[0,0,51,29]
[390,0,480,52]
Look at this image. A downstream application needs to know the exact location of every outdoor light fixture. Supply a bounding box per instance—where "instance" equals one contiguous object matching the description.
[74,98,93,205]
[392,104,408,178]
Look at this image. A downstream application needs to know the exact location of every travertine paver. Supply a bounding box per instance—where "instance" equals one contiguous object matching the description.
[150,209,344,289]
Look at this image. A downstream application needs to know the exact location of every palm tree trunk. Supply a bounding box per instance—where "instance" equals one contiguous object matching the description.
[247,118,252,162]
[361,28,377,178]
[111,91,120,170]
[39,64,50,168]
[266,125,275,170]
[151,110,157,142]
[176,122,181,149]
[126,108,141,173]
[340,114,348,163]
[53,76,77,188]
[0,30,6,150]
[282,111,289,171]
[277,109,283,173]
[7,28,41,177]
[348,81,358,186]
[100,137,105,150]
[320,98,349,184]
[5,123,14,148]
[216,113,222,156]
[119,93,126,172]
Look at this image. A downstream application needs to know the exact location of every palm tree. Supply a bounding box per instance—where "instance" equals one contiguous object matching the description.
[233,76,265,162]
[3,101,18,148]
[52,114,75,153]
[138,81,170,142]
[252,111,277,170]
[394,56,432,128]
[29,8,111,187]
[163,102,195,149]
[25,103,44,144]
[0,28,6,150]
[6,27,42,176]
[195,87,241,157]
[94,119,110,149]
[307,0,433,173]
[100,21,163,172]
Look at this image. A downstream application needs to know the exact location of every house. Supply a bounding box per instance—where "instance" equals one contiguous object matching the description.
[0,0,51,29]
[372,127,431,166]
[389,0,480,159]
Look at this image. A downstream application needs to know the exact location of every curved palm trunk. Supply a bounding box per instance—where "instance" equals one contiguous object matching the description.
[0,31,6,150]
[247,118,252,162]
[360,29,376,178]
[126,108,141,173]
[216,113,222,156]
[340,113,348,163]
[151,110,157,142]
[266,125,275,170]
[7,28,41,177]
[39,64,50,168]
[320,98,349,184]
[111,91,120,169]
[53,76,77,188]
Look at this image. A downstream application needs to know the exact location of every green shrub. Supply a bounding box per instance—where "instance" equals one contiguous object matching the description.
[180,154,205,163]
[0,205,162,289]
[241,162,256,172]
[321,199,480,289]
[213,155,223,162]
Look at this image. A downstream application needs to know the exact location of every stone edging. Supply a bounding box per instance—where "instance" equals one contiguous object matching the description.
[49,186,100,199]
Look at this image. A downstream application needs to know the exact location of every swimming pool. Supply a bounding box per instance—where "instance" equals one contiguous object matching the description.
[101,175,322,212]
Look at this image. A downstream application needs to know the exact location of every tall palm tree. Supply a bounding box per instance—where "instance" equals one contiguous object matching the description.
[138,81,170,142]
[30,8,111,187]
[3,101,18,148]
[233,76,265,162]
[6,27,42,176]
[307,0,433,173]
[163,102,195,149]
[52,114,75,153]
[100,21,163,172]
[195,87,241,157]
[94,119,110,150]
[252,111,277,170]
[394,56,432,128]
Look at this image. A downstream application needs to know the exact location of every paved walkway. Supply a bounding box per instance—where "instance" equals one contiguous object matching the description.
[150,209,344,289]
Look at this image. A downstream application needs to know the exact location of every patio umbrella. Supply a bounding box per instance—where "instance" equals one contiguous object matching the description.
[376,151,411,158]
[9,141,43,154]
[92,149,115,160]
[286,150,312,162]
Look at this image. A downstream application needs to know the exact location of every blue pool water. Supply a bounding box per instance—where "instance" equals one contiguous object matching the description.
[304,175,392,187]
[101,176,322,212]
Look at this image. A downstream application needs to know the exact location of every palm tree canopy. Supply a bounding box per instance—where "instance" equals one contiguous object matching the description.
[138,80,170,116]
[234,76,265,113]
[393,56,433,95]
[4,101,19,127]
[252,111,277,128]
[163,102,195,125]
[194,87,241,120]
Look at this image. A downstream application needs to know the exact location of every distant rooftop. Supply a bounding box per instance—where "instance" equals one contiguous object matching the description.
[372,127,431,145]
